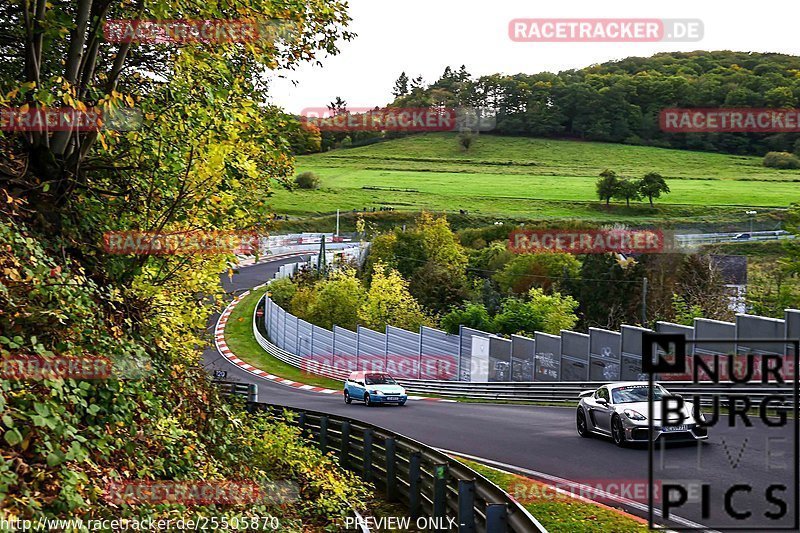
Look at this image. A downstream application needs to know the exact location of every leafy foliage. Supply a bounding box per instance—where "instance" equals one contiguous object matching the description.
[388,52,800,156]
[763,152,800,169]
[494,253,580,295]
[638,172,670,207]
[0,0,370,527]
[295,172,322,189]
[366,212,469,313]
[493,289,578,336]
[0,223,368,527]
[358,262,431,331]
[296,268,366,330]
[596,170,619,205]
[268,277,298,308]
[440,303,496,335]
[615,179,642,207]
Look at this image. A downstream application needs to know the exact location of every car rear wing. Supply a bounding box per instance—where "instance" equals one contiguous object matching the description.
[578,389,595,398]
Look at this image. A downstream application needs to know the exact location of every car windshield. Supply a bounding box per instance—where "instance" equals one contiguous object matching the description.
[611,385,666,404]
[365,374,396,385]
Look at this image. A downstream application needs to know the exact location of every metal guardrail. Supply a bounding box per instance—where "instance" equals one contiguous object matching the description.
[234,396,547,532]
[251,294,796,407]
[211,380,258,402]
[675,230,793,245]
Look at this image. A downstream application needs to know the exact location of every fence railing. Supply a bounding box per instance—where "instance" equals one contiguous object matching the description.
[236,397,547,532]
[260,274,800,384]
[252,314,796,407]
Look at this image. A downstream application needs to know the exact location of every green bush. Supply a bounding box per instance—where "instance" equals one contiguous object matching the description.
[295,171,321,189]
[268,276,297,308]
[0,224,370,527]
[763,151,800,169]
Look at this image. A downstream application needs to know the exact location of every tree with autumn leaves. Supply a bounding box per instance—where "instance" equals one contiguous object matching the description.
[0,0,367,526]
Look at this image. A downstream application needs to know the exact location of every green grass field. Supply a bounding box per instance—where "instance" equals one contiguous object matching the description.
[457,458,646,532]
[270,133,799,223]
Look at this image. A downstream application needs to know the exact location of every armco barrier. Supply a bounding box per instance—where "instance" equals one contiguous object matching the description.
[238,397,547,532]
[252,297,796,406]
[262,268,800,384]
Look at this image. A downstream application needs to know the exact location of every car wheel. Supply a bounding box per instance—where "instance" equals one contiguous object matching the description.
[399,400,407,406]
[364,393,372,407]
[611,415,627,447]
[576,408,591,438]
[344,391,351,404]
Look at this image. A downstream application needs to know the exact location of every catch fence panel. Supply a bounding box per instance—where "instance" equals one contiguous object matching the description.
[386,325,421,379]
[333,326,359,373]
[735,314,785,355]
[357,326,387,373]
[460,327,492,382]
[297,319,313,359]
[419,327,459,381]
[283,312,300,356]
[589,328,621,381]
[561,330,589,381]
[534,332,561,381]
[311,326,334,369]
[620,325,650,381]
[511,335,535,382]
[488,336,513,382]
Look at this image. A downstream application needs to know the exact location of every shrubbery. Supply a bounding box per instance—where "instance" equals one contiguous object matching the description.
[295,171,321,189]
[0,224,369,527]
[763,151,800,169]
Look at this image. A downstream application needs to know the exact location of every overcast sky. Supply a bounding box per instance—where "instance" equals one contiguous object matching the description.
[267,0,800,114]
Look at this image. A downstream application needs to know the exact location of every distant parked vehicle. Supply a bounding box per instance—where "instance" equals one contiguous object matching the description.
[344,371,408,406]
[733,233,751,240]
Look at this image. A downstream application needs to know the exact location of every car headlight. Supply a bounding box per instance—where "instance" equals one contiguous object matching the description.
[623,409,647,421]
[369,390,382,395]
[697,411,706,422]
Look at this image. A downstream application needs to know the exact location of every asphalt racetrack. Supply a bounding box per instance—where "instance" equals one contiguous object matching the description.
[202,257,798,531]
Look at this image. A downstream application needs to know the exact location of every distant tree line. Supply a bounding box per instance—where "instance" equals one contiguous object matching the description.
[287,52,800,156]
[391,52,800,156]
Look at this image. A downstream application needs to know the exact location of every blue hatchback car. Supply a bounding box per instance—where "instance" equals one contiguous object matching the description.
[344,371,408,406]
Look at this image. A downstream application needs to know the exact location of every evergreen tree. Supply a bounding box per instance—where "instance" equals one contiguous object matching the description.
[392,72,410,98]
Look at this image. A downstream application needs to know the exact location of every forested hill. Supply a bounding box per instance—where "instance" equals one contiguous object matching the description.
[388,51,800,155]
[582,51,800,76]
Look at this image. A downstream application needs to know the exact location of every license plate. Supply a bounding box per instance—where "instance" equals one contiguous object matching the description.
[387,396,399,401]
[661,425,688,432]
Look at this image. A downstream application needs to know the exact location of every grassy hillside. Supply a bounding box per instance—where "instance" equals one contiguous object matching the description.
[271,133,798,223]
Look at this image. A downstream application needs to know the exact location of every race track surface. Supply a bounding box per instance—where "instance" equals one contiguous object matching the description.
[202,258,798,531]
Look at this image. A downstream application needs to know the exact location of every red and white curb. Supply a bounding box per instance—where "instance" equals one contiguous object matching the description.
[213,289,455,402]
